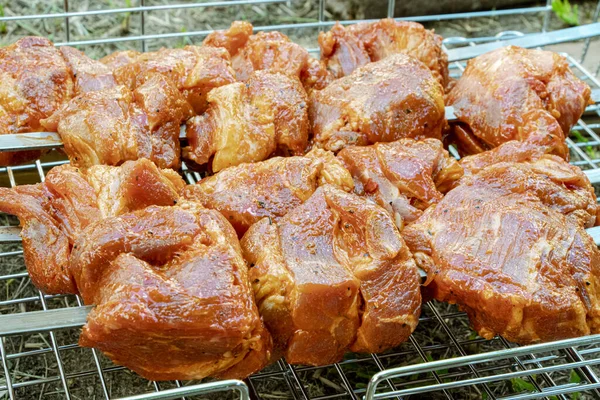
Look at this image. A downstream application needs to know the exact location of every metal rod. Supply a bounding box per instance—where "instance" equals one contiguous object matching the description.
[0,0,286,22]
[0,226,21,242]
[563,347,600,399]
[63,0,70,43]
[36,291,72,398]
[500,383,600,400]
[73,293,110,400]
[0,337,15,400]
[2,88,600,154]
[117,380,250,400]
[50,7,555,47]
[543,0,552,33]
[496,336,565,400]
[387,0,395,18]
[365,338,600,399]
[0,306,91,335]
[0,126,187,152]
[407,335,455,399]
[581,1,600,62]
[141,0,147,53]
[446,22,600,62]
[318,0,325,31]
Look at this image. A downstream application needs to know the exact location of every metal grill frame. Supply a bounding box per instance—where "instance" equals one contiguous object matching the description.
[0,0,600,399]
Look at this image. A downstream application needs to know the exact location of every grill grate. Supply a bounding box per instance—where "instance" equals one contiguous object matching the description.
[0,0,600,399]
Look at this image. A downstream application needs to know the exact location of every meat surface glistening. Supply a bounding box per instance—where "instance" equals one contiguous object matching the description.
[99,50,140,70]
[184,70,309,172]
[60,46,117,94]
[309,53,445,152]
[182,148,353,236]
[204,21,331,91]
[70,201,272,381]
[458,141,600,227]
[337,138,463,228]
[458,139,560,180]
[41,73,194,169]
[0,37,75,165]
[242,184,421,364]
[446,46,592,159]
[319,19,449,89]
[403,156,600,343]
[0,159,184,294]
[112,45,236,113]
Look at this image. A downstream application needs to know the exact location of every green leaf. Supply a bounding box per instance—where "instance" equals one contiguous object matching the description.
[121,0,133,33]
[510,377,536,393]
[178,27,189,48]
[571,130,587,143]
[570,370,582,384]
[425,354,449,376]
[509,377,559,398]
[552,0,579,26]
[570,370,582,400]
[570,130,597,157]
[585,145,596,158]
[0,5,6,34]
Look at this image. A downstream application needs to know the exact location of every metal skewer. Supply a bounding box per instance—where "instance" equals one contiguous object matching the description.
[0,22,599,344]
[0,20,597,155]
[0,224,599,335]
[0,88,598,153]
[0,125,189,152]
[446,22,600,62]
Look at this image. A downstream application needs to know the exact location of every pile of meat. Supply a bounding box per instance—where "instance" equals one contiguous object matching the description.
[0,17,597,382]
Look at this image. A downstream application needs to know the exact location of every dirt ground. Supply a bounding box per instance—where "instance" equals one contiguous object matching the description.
[0,0,599,399]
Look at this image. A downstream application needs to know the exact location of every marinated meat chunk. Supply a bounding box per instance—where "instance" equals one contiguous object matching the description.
[0,159,184,294]
[338,138,463,228]
[319,19,449,88]
[112,45,236,113]
[184,71,309,172]
[460,140,560,179]
[242,185,421,364]
[0,37,75,165]
[42,74,193,168]
[204,21,331,91]
[403,157,600,343]
[99,50,140,70]
[182,148,353,236]
[446,46,591,159]
[71,202,271,380]
[309,54,445,152]
[60,46,117,94]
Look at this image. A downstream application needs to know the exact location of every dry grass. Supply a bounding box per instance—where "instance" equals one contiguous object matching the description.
[0,0,598,56]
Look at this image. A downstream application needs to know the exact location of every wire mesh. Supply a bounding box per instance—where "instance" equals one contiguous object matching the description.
[0,0,599,399]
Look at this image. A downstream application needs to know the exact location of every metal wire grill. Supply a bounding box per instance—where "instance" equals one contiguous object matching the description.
[0,1,599,399]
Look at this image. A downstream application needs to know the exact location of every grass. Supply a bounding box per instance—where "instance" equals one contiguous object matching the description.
[0,5,6,35]
[553,0,580,25]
